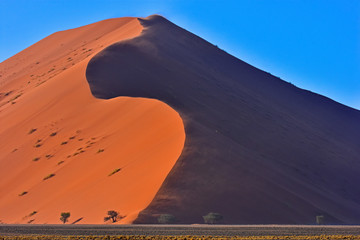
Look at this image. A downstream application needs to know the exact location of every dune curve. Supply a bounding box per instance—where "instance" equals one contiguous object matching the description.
[86,15,360,224]
[0,17,185,224]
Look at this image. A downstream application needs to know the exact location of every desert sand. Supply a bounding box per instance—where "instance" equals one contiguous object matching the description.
[1,14,360,225]
[0,17,185,224]
[87,15,360,224]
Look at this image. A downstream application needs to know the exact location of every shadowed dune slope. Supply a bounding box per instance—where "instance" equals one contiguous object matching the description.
[86,15,360,224]
[0,17,185,224]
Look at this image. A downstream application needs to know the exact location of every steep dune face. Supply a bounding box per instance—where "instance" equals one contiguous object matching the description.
[0,17,185,224]
[87,15,360,224]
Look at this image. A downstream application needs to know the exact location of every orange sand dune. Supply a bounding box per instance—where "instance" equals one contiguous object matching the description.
[3,14,360,226]
[0,17,185,224]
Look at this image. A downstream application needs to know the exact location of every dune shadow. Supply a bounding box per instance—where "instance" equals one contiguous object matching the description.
[85,15,360,224]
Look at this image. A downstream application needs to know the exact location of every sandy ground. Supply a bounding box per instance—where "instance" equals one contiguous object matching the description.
[1,224,360,236]
[0,17,185,224]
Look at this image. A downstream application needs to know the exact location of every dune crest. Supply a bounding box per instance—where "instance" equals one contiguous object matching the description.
[0,17,185,224]
[87,15,360,224]
[2,14,360,225]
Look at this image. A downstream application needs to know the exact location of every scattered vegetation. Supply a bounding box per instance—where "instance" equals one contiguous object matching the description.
[34,143,42,148]
[57,161,65,165]
[18,191,28,196]
[1,235,360,240]
[203,212,223,224]
[60,212,70,224]
[32,157,40,162]
[9,93,22,102]
[108,168,121,177]
[61,141,68,145]
[45,154,53,159]
[69,136,76,140]
[157,214,177,224]
[43,173,55,181]
[28,128,37,134]
[35,80,46,87]
[316,215,325,225]
[29,211,37,217]
[71,147,86,157]
[50,132,57,137]
[4,91,12,96]
[97,149,104,153]
[104,210,124,223]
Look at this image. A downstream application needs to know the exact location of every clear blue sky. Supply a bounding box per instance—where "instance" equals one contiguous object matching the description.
[1,0,359,109]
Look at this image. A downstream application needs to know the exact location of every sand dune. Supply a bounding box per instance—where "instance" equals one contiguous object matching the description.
[0,17,185,224]
[87,15,360,224]
[2,14,360,225]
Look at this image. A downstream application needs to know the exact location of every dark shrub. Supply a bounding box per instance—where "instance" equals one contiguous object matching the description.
[203,212,223,224]
[60,212,70,224]
[158,214,177,224]
[104,210,122,223]
[316,215,325,224]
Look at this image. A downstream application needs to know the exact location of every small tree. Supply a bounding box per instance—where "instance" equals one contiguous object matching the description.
[203,212,223,224]
[104,210,119,223]
[157,214,176,224]
[60,212,70,224]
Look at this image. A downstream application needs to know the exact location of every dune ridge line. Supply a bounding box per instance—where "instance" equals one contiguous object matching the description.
[86,15,360,224]
[0,16,185,224]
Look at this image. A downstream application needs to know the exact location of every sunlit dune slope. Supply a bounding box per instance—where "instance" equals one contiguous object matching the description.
[0,17,185,224]
[87,15,360,224]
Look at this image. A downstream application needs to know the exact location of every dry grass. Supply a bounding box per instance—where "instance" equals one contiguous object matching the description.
[43,173,55,181]
[28,128,37,134]
[29,211,37,217]
[18,191,28,196]
[1,235,360,240]
[50,132,57,137]
[108,168,121,176]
